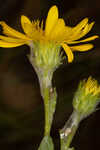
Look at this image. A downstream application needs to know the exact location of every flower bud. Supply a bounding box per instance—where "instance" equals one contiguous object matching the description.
[32,42,63,72]
[73,77,100,119]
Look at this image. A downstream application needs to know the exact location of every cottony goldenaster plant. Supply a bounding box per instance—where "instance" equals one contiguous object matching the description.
[0,5,99,150]
[0,5,98,63]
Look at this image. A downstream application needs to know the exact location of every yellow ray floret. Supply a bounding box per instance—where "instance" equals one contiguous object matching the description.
[21,15,33,36]
[0,5,98,62]
[84,77,100,96]
[45,6,58,36]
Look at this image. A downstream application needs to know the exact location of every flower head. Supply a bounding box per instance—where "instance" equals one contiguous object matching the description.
[73,77,100,119]
[0,5,98,63]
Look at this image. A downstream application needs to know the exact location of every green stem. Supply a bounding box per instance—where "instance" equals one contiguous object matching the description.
[28,45,57,136]
[32,66,57,136]
[60,111,81,150]
[40,73,57,136]
[43,85,51,136]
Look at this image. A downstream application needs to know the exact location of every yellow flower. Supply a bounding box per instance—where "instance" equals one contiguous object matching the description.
[73,77,100,119]
[84,77,100,96]
[0,5,98,63]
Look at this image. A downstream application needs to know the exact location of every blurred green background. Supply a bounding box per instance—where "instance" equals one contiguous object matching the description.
[0,0,100,150]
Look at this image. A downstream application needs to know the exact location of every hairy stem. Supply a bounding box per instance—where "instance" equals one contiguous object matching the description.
[28,45,57,136]
[60,111,81,150]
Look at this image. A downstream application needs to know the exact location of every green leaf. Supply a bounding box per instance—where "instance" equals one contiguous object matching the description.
[38,136,54,150]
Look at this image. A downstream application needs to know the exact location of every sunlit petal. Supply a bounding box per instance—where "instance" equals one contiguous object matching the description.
[50,19,65,39]
[70,44,93,51]
[69,22,95,42]
[45,5,58,36]
[21,15,33,36]
[67,35,99,44]
[63,18,89,41]
[77,22,95,40]
[61,43,74,63]
[0,21,29,40]
[0,40,26,47]
[0,35,27,43]
[73,18,88,31]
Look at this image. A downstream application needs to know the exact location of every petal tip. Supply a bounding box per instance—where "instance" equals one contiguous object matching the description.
[50,5,58,10]
[45,5,59,35]
[82,17,89,23]
[95,35,99,38]
[0,21,5,26]
[21,15,31,24]
[21,15,28,20]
